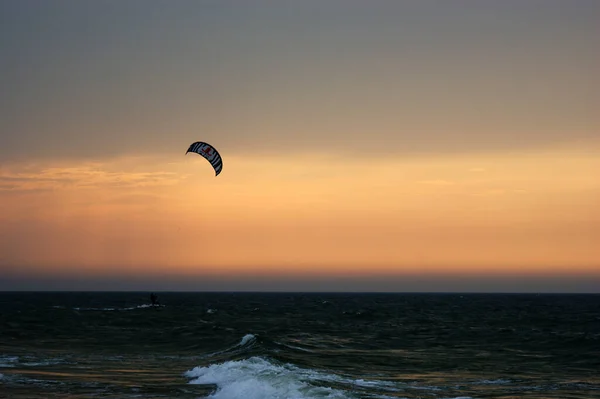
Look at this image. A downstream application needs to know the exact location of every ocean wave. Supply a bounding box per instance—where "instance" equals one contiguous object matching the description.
[475,379,511,385]
[72,304,163,311]
[185,356,352,399]
[0,355,73,368]
[276,341,316,353]
[21,359,69,367]
[239,334,256,347]
[203,334,258,359]
[0,356,18,367]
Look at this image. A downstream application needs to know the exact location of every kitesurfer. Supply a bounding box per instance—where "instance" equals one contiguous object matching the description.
[150,292,160,307]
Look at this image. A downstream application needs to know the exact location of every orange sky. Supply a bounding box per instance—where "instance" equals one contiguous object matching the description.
[2,142,598,285]
[1,2,598,291]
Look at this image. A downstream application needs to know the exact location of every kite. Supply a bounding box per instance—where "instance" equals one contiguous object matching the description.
[186,141,223,176]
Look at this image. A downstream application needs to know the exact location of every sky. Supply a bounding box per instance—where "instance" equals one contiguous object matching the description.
[1,0,599,292]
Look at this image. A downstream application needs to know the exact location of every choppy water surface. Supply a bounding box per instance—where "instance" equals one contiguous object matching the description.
[1,292,599,398]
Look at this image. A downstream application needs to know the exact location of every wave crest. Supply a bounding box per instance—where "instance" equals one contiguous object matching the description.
[185,356,351,399]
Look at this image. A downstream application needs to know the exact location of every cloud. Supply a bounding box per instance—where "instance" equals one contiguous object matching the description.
[0,161,187,192]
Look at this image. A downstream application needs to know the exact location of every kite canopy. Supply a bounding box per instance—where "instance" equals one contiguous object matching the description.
[186,141,223,176]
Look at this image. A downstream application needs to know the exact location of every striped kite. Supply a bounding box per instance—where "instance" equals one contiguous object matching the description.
[186,141,223,176]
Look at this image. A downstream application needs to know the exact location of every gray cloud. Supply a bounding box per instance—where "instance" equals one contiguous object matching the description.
[0,166,184,192]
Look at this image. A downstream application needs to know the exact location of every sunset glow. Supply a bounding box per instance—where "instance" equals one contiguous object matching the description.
[1,1,598,291]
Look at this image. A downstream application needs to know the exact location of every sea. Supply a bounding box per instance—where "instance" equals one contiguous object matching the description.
[0,292,599,399]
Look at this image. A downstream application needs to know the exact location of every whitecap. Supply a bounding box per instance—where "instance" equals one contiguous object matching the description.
[239,334,256,347]
[0,356,18,367]
[203,334,258,358]
[185,356,353,399]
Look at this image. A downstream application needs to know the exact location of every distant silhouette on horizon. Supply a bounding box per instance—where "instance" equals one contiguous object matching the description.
[150,292,160,307]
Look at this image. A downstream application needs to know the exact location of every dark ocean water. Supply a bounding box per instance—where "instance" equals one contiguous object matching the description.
[0,292,599,399]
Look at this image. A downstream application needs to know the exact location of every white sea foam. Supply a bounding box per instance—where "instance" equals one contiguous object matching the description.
[185,356,353,399]
[308,370,406,394]
[131,304,152,309]
[0,356,18,367]
[192,335,413,397]
[239,334,256,347]
[21,359,67,367]
[73,304,162,311]
[350,378,399,390]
